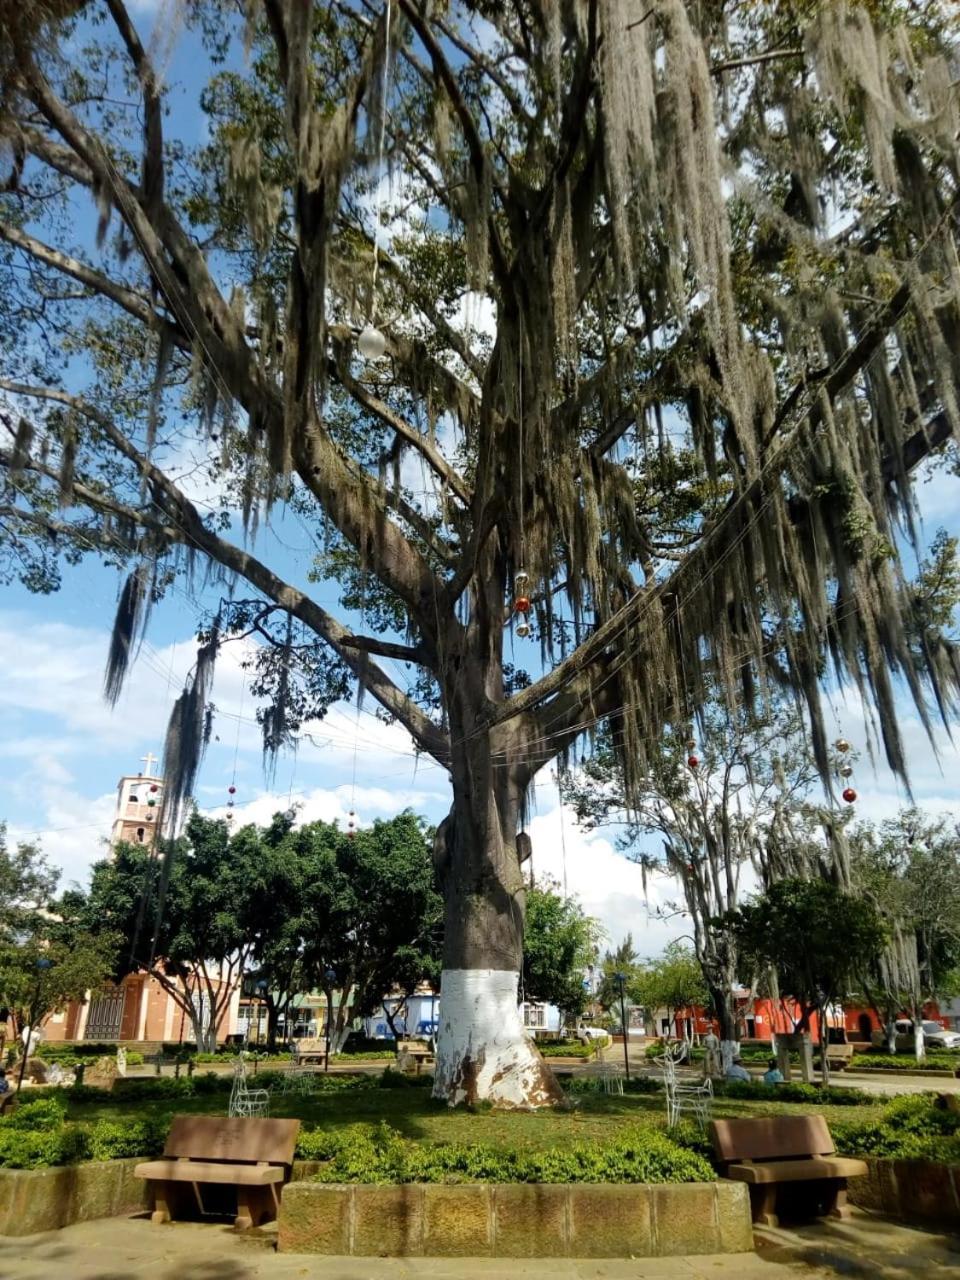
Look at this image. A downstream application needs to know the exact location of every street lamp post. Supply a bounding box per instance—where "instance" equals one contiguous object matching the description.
[323,968,337,1072]
[18,957,52,1091]
[614,971,631,1082]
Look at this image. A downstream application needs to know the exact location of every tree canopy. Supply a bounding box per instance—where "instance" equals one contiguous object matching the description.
[1,0,959,1104]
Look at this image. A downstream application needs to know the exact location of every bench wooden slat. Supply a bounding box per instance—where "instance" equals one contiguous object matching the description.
[134,1159,285,1185]
[161,1116,299,1165]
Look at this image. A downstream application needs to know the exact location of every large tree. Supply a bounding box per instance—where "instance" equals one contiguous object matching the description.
[1,2,959,1105]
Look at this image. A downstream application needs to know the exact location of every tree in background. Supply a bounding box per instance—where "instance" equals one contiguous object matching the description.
[294,811,442,1054]
[562,697,826,1063]
[0,827,116,1067]
[717,878,886,1084]
[633,942,710,1044]
[594,936,642,1022]
[84,814,270,1051]
[2,2,959,1104]
[849,808,960,1060]
[522,880,601,1022]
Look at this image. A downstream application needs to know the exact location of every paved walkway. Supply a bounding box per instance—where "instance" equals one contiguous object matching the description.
[1,1212,958,1280]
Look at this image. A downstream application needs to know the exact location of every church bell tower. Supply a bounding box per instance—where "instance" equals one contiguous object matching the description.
[111,752,164,847]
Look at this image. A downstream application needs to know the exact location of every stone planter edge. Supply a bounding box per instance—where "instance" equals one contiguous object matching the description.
[847,1155,960,1227]
[277,1179,754,1257]
[0,1157,149,1237]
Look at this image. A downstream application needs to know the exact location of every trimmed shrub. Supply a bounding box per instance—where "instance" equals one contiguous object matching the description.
[541,1039,609,1058]
[850,1053,959,1073]
[300,1121,715,1185]
[0,1124,90,1169]
[4,1095,67,1130]
[713,1079,875,1107]
[833,1094,960,1163]
[87,1117,166,1162]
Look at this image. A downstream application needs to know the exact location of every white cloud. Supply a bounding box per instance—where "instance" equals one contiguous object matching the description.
[525,783,690,957]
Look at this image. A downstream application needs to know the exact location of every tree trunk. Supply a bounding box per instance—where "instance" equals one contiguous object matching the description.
[708,981,739,1074]
[431,739,564,1108]
[885,1018,898,1054]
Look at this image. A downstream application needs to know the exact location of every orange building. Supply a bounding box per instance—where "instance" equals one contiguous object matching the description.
[42,757,240,1050]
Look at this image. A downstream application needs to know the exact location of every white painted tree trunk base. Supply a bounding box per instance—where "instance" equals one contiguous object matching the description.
[719,1040,739,1074]
[432,969,564,1108]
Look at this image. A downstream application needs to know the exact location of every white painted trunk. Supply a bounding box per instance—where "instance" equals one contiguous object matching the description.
[720,1039,738,1074]
[432,969,563,1108]
[914,1025,925,1062]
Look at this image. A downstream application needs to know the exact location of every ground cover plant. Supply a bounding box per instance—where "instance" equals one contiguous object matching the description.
[831,1094,960,1164]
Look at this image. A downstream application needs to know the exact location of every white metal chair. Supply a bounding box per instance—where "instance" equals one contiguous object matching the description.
[658,1047,712,1127]
[228,1055,270,1118]
[599,1061,624,1095]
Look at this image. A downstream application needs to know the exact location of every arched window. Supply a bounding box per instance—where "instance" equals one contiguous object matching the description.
[136,827,146,843]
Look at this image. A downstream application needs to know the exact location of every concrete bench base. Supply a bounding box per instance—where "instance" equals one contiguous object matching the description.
[278,1181,754,1257]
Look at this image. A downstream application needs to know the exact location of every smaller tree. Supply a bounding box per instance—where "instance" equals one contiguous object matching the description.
[594,935,642,1022]
[717,878,886,1083]
[84,815,267,1051]
[522,881,602,1022]
[633,942,710,1043]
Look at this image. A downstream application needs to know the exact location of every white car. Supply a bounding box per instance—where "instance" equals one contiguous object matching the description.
[921,1020,960,1050]
[576,1026,610,1041]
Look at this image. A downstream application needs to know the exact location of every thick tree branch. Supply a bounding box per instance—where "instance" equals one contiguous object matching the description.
[1,383,451,762]
[329,358,471,505]
[0,220,181,341]
[104,0,164,219]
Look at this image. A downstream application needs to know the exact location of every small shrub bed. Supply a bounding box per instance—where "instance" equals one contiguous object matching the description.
[0,1097,166,1170]
[850,1053,959,1073]
[299,1121,714,1185]
[333,1050,398,1061]
[540,1039,608,1058]
[833,1094,960,1163]
[714,1079,875,1107]
[193,1051,294,1063]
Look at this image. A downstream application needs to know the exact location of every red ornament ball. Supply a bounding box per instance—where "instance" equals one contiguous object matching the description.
[347,829,356,839]
[150,784,158,793]
[228,785,236,795]
[514,596,531,614]
[687,755,699,769]
[842,787,857,804]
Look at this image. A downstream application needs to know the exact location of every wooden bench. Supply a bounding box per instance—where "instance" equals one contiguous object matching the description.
[134,1115,300,1229]
[292,1038,327,1064]
[709,1116,867,1227]
[397,1038,434,1073]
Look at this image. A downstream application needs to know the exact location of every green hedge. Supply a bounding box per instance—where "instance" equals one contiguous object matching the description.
[540,1039,609,1058]
[850,1053,959,1073]
[713,1078,875,1106]
[299,1121,714,1185]
[0,1097,166,1170]
[833,1094,960,1164]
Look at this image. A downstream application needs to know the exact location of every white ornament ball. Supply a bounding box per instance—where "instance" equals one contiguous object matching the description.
[358,324,387,360]
[515,622,532,639]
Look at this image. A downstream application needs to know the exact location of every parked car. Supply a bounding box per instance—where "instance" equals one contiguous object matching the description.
[922,1020,960,1050]
[576,1025,610,1041]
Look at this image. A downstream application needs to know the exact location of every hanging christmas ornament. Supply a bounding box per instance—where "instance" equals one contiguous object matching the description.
[228,785,236,795]
[358,323,387,361]
[227,799,235,809]
[514,595,531,614]
[842,787,857,804]
[840,764,853,778]
[150,784,158,793]
[687,755,699,769]
[226,811,234,821]
[147,798,155,808]
[514,570,529,591]
[835,738,851,753]
[515,622,532,639]
[685,738,697,752]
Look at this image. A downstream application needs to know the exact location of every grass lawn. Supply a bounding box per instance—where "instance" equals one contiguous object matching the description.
[61,1084,887,1151]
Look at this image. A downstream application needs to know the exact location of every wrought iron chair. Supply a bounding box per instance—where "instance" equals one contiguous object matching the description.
[228,1055,270,1118]
[658,1046,712,1127]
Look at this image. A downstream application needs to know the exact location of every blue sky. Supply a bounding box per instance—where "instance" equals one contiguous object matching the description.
[2,1,960,957]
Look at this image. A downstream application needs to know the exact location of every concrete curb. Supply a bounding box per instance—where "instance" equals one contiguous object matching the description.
[277,1180,754,1257]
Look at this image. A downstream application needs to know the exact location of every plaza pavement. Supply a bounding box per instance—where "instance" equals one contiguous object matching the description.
[1,1211,958,1280]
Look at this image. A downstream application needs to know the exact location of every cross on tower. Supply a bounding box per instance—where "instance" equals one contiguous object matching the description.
[140,751,159,777]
